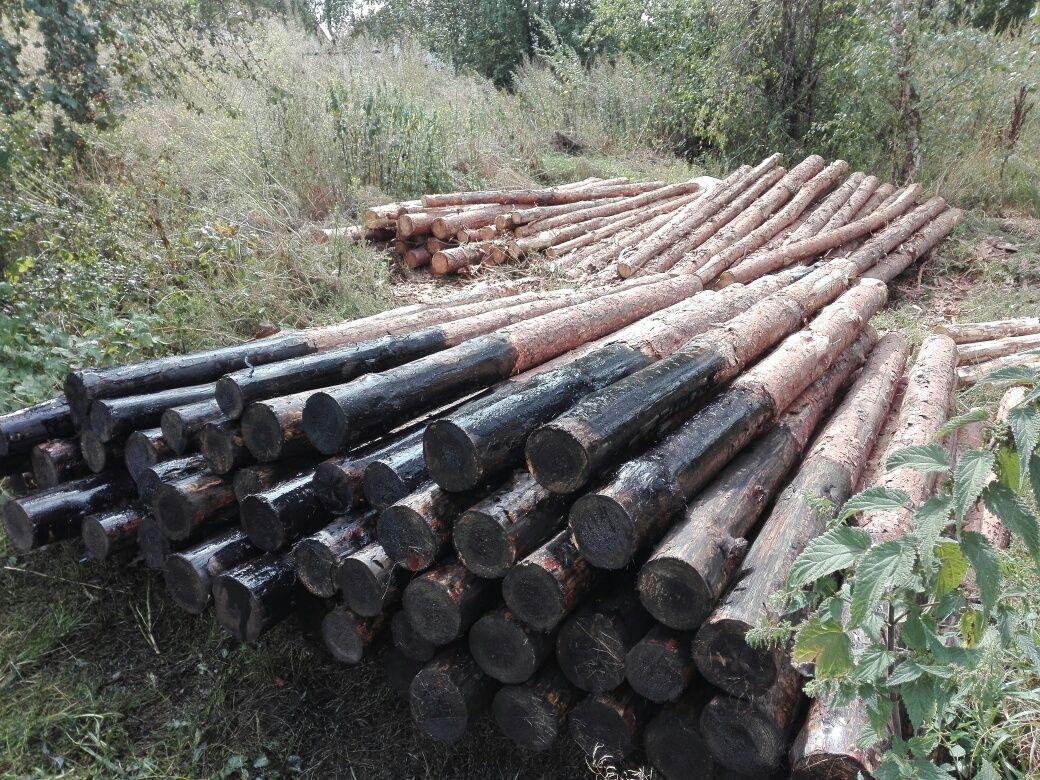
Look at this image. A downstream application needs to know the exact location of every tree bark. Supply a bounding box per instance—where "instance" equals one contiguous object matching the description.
[430,244,490,275]
[958,352,1040,388]
[955,331,1040,366]
[82,505,147,561]
[198,421,254,475]
[321,606,388,664]
[124,427,174,483]
[293,510,378,597]
[232,458,314,501]
[239,470,329,551]
[337,540,411,616]
[568,684,655,760]
[500,195,625,230]
[409,644,500,743]
[853,182,898,220]
[492,662,581,751]
[421,181,664,209]
[862,207,962,283]
[31,438,87,489]
[822,175,881,231]
[0,396,74,458]
[164,528,260,613]
[89,383,216,443]
[431,205,517,240]
[212,551,296,642]
[936,317,1040,344]
[643,685,720,780]
[625,624,697,703]
[401,559,499,645]
[362,442,427,509]
[153,470,237,541]
[469,605,555,684]
[160,399,227,455]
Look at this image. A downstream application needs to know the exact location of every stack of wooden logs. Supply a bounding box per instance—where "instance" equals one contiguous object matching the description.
[2,156,971,778]
[933,317,1040,387]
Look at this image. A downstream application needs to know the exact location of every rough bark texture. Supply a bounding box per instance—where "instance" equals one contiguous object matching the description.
[31,438,87,489]
[362,442,427,509]
[239,470,329,551]
[568,684,655,760]
[402,559,498,645]
[409,644,500,743]
[0,397,75,458]
[431,244,490,275]
[293,510,378,598]
[321,606,388,664]
[492,662,581,752]
[164,528,260,613]
[955,331,1040,366]
[160,400,227,455]
[82,505,147,561]
[957,351,1040,388]
[468,605,555,684]
[935,317,1040,344]
[862,207,963,283]
[88,384,216,443]
[212,552,296,642]
[337,540,411,616]
[421,181,664,209]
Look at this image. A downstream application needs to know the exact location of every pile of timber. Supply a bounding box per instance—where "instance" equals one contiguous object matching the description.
[1,157,969,777]
[933,317,1040,387]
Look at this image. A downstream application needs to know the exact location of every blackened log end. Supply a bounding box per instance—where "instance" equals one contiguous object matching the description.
[240,495,287,552]
[454,511,514,579]
[241,404,287,462]
[80,430,112,473]
[468,612,540,684]
[3,500,39,553]
[492,687,561,752]
[153,484,194,541]
[525,425,592,495]
[165,554,212,614]
[302,393,348,455]
[626,637,689,703]
[337,556,388,616]
[321,608,367,664]
[637,558,713,631]
[409,667,471,743]
[423,420,483,492]
[377,506,438,572]
[569,493,638,570]
[363,462,411,510]
[502,562,567,632]
[700,695,786,776]
[294,538,338,598]
[214,376,246,419]
[644,706,716,780]
[402,578,462,646]
[693,618,776,697]
[569,695,638,760]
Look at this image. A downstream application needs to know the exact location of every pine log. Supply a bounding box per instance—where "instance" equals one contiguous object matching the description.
[232,459,313,502]
[321,606,388,664]
[391,609,437,662]
[430,244,489,275]
[862,207,963,283]
[153,470,237,540]
[783,172,871,244]
[568,283,886,569]
[820,174,882,231]
[557,589,654,693]
[409,644,500,743]
[124,427,173,482]
[961,387,1021,550]
[164,528,260,613]
[469,605,555,684]
[198,421,254,474]
[852,182,898,219]
[239,470,328,551]
[453,471,571,578]
[79,429,124,473]
[383,648,425,699]
[958,352,1040,387]
[293,510,378,597]
[160,400,227,455]
[362,442,427,509]
[625,624,697,703]
[644,686,720,780]
[361,199,422,229]
[403,247,431,269]
[499,196,626,229]
[843,197,948,275]
[935,316,1040,344]
[955,331,1040,365]
[401,559,498,645]
[0,397,75,458]
[3,471,136,553]
[82,505,147,561]
[337,540,411,615]
[502,528,598,632]
[421,181,664,209]
[137,515,175,569]
[212,552,296,642]
[302,275,701,455]
[568,684,654,760]
[431,205,517,240]
[89,384,216,443]
[492,662,581,751]
[691,334,909,697]
[638,333,887,631]
[31,438,87,489]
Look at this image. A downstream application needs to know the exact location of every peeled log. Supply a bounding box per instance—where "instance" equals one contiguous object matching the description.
[568,684,655,760]
[153,470,237,541]
[293,510,378,598]
[321,606,388,664]
[936,316,1040,344]
[692,334,909,698]
[431,245,488,275]
[644,686,720,780]
[862,207,963,283]
[453,472,571,578]
[852,182,898,220]
[492,662,582,752]
[160,399,227,454]
[198,421,254,475]
[82,505,147,561]
[124,427,174,482]
[31,438,87,489]
[469,605,555,684]
[0,397,74,458]
[409,644,500,743]
[955,331,1040,365]
[212,552,296,642]
[421,181,664,209]
[957,351,1040,388]
[3,471,136,553]
[638,333,881,630]
[337,540,411,616]
[391,609,437,662]
[164,528,260,613]
[89,383,216,443]
[239,470,329,551]
[401,559,498,646]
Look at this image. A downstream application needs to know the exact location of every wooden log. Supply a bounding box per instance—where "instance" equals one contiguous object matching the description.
[409,644,500,743]
[935,316,1040,344]
[391,609,437,662]
[361,199,422,229]
[198,421,254,474]
[625,624,697,703]
[124,427,173,482]
[421,181,665,209]
[321,606,388,664]
[239,470,329,551]
[239,393,317,463]
[425,237,452,254]
[337,540,411,615]
[863,206,963,283]
[955,331,1040,365]
[568,684,654,760]
[0,397,75,458]
[430,244,488,275]
[293,510,378,597]
[469,605,555,684]
[136,453,207,504]
[821,175,881,232]
[383,648,425,699]
[567,283,886,568]
[88,384,215,443]
[212,552,296,642]
[644,686,719,780]
[843,197,948,275]
[431,205,517,240]
[31,438,87,488]
[82,505,147,561]
[160,399,227,455]
[780,172,870,245]
[164,528,260,613]
[3,471,136,553]
[302,275,702,454]
[453,472,571,578]
[362,442,427,509]
[79,429,124,473]
[401,559,498,645]
[557,589,654,693]
[502,527,598,632]
[492,662,582,752]
[153,470,237,541]
[403,247,431,269]
[962,387,1022,550]
[957,351,1040,387]
[691,334,909,697]
[499,196,626,230]
[638,333,886,631]
[137,515,175,569]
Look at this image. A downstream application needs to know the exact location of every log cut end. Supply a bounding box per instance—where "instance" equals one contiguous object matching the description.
[292,537,339,598]
[637,557,714,631]
[700,695,788,776]
[124,431,163,481]
[401,577,462,646]
[569,493,637,571]
[320,607,369,664]
[468,611,542,684]
[693,618,775,697]
[391,610,437,662]
[80,430,112,473]
[625,635,691,703]
[362,462,412,509]
[312,459,358,513]
[492,686,563,752]
[557,613,628,693]
[29,447,62,489]
[525,424,592,494]
[82,509,142,562]
[377,505,439,572]
[337,554,391,616]
[3,500,39,553]
[241,403,288,462]
[87,403,119,444]
[239,495,288,552]
[644,706,716,780]
[453,509,515,578]
[422,420,483,492]
[302,392,348,455]
[214,376,247,419]
[568,692,640,760]
[159,408,192,455]
[501,561,568,631]
[153,483,197,541]
[199,424,244,475]
[409,666,473,742]
[137,516,173,569]
[164,553,212,614]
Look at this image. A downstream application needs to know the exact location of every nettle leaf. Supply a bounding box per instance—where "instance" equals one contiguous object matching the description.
[789,525,871,587]
[983,482,1040,560]
[901,674,940,730]
[1030,453,1040,509]
[934,541,969,598]
[850,539,916,627]
[913,494,953,561]
[852,646,892,682]
[792,615,853,678]
[887,659,925,685]
[961,609,984,648]
[936,407,989,438]
[952,449,996,520]
[960,532,1000,616]
[839,486,910,522]
[976,760,1000,780]
[975,366,1039,386]
[995,449,1021,491]
[1008,404,1040,487]
[886,444,951,474]
[913,758,956,780]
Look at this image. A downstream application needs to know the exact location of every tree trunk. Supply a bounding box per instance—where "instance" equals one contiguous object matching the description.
[212,551,296,642]
[469,605,555,684]
[293,510,378,597]
[198,421,254,475]
[124,427,174,482]
[822,175,881,231]
[153,470,237,541]
[79,429,125,473]
[82,505,147,561]
[232,458,314,501]
[492,662,581,751]
[863,207,962,283]
[403,247,431,269]
[568,684,655,760]
[164,528,260,614]
[957,351,1040,387]
[401,559,499,646]
[430,244,489,275]
[0,396,75,458]
[31,438,87,489]
[391,609,437,662]
[500,195,625,230]
[431,204,517,240]
[321,606,389,664]
[337,540,411,616]
[409,644,500,743]
[643,685,720,780]
[955,331,1040,366]
[625,624,697,703]
[89,383,216,443]
[160,400,227,455]
[362,442,427,509]
[420,181,664,208]
[240,392,319,462]
[853,183,898,220]
[137,515,177,569]
[935,317,1040,344]
[239,470,329,551]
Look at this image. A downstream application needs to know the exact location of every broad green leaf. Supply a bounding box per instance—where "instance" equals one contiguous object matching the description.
[792,615,853,678]
[887,659,925,685]
[913,758,956,780]
[852,647,892,682]
[789,525,871,587]
[850,539,916,627]
[995,448,1021,491]
[1030,453,1040,509]
[886,444,950,474]
[952,449,996,520]
[936,407,989,438]
[961,609,984,648]
[976,760,1000,780]
[983,483,1040,560]
[900,674,939,730]
[975,366,1039,386]
[934,541,969,598]
[913,494,953,561]
[839,486,911,522]
[1008,403,1040,487]
[960,532,1000,616]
